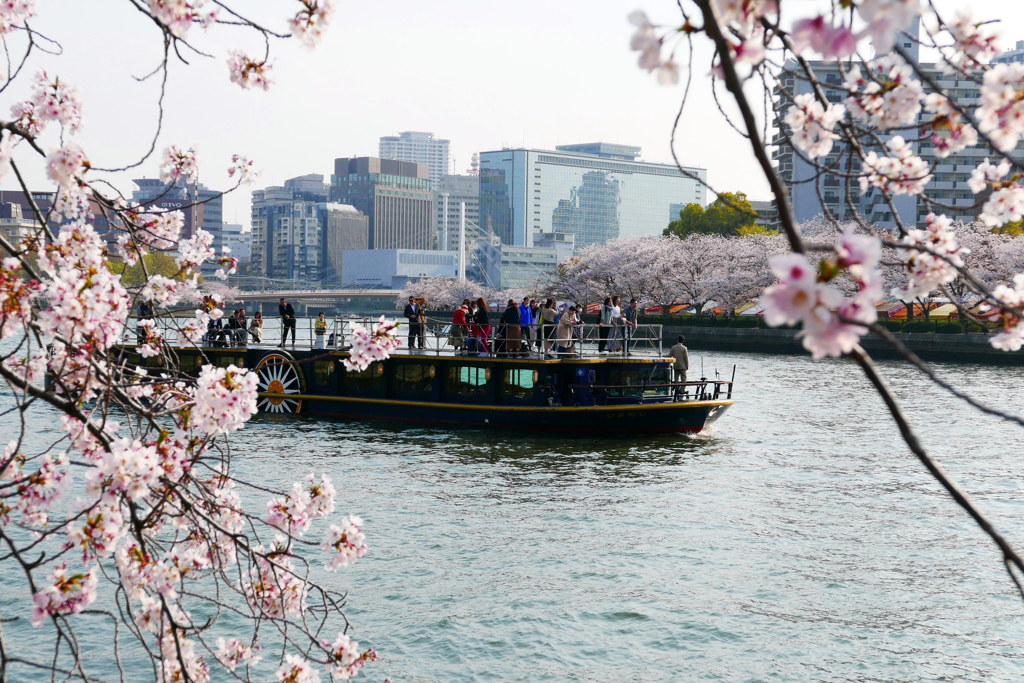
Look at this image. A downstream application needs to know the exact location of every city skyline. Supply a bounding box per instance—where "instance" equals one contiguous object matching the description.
[4,1,1024,233]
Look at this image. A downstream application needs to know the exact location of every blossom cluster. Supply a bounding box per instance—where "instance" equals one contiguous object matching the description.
[893,213,969,299]
[977,62,1024,153]
[759,230,883,359]
[188,364,259,436]
[0,0,33,33]
[343,316,402,372]
[843,57,923,129]
[982,274,1024,351]
[31,563,99,626]
[859,136,931,196]
[291,0,335,47]
[267,472,338,536]
[923,93,978,158]
[968,158,1024,228]
[228,51,273,90]
[941,10,1001,69]
[323,632,379,680]
[322,515,368,570]
[784,93,845,159]
[159,144,199,184]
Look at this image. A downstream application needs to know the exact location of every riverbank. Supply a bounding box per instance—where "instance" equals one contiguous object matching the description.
[663,324,1024,365]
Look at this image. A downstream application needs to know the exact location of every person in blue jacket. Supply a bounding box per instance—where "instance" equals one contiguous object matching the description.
[518,296,533,355]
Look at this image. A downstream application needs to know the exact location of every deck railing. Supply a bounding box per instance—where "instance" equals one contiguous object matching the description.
[122,315,667,358]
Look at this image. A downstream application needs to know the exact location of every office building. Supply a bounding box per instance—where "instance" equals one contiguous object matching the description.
[379,131,451,186]
[0,202,38,244]
[479,143,706,251]
[330,157,434,250]
[251,174,368,284]
[435,174,480,250]
[993,41,1024,65]
[342,248,457,289]
[220,223,251,263]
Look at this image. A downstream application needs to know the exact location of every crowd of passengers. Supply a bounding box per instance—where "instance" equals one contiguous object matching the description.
[404,295,642,357]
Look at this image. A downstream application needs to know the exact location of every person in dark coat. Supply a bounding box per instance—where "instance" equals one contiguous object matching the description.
[279,298,296,346]
[498,299,521,356]
[472,297,490,354]
[403,296,422,349]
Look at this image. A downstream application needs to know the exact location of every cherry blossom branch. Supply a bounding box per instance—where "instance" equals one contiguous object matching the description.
[848,345,1024,596]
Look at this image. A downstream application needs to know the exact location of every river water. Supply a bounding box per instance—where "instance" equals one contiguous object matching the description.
[5,349,1024,681]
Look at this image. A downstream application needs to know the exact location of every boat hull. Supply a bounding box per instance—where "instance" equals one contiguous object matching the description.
[284,393,733,434]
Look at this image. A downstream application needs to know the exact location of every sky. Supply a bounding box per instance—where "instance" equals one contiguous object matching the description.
[7,1,1024,229]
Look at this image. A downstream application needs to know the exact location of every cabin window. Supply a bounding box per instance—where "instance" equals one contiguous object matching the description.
[448,365,490,398]
[344,361,385,395]
[503,368,538,401]
[178,353,203,375]
[606,366,669,397]
[313,360,335,387]
[393,363,434,395]
[214,355,246,369]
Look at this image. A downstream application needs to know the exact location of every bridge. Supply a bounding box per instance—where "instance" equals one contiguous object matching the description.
[232,289,403,315]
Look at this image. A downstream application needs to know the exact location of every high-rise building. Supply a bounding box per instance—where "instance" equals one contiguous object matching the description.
[773,36,1023,227]
[330,157,434,250]
[478,143,706,251]
[220,223,251,264]
[379,131,451,186]
[131,179,223,248]
[251,174,368,284]
[0,202,38,244]
[434,174,480,251]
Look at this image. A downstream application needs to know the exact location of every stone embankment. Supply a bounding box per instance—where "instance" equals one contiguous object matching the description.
[661,325,1023,365]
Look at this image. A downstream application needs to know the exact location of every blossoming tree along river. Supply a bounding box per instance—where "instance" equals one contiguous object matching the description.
[630,0,1024,596]
[0,1,402,681]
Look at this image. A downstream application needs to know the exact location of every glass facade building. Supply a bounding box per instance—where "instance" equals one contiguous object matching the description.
[479,145,706,251]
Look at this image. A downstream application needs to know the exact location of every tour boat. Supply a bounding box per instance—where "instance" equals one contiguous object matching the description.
[117,319,735,434]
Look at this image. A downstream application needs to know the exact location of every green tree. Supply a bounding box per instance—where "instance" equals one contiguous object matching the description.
[664,191,760,237]
[109,251,180,287]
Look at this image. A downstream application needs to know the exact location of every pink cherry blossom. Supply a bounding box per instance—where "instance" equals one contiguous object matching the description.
[843,58,924,129]
[860,136,931,196]
[784,93,845,159]
[0,0,34,33]
[977,62,1024,153]
[0,256,39,340]
[856,0,920,54]
[276,654,321,683]
[215,637,262,673]
[342,316,401,372]
[31,563,98,625]
[159,144,198,185]
[46,143,89,186]
[188,364,259,437]
[789,15,857,58]
[148,0,208,38]
[322,515,367,570]
[291,0,334,47]
[943,9,1000,69]
[228,153,258,182]
[322,632,378,680]
[227,51,273,90]
[923,93,978,158]
[893,213,968,299]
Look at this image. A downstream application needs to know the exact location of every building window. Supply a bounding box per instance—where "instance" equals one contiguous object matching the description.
[345,362,385,395]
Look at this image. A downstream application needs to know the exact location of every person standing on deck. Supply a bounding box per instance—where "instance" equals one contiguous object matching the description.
[278,298,296,347]
[519,296,533,354]
[404,296,422,349]
[314,312,328,349]
[624,299,639,354]
[666,335,690,385]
